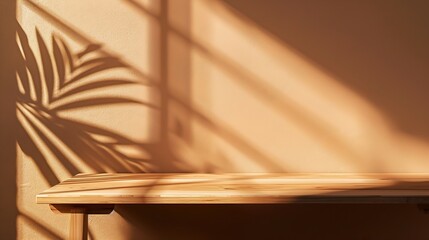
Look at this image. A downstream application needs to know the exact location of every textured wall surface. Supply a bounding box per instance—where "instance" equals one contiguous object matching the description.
[9,0,429,239]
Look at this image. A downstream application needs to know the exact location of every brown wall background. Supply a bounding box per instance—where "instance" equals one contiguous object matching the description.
[3,0,429,239]
[0,1,18,239]
[223,0,429,141]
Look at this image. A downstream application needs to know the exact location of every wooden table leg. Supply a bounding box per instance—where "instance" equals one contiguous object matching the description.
[69,212,88,240]
[50,204,114,240]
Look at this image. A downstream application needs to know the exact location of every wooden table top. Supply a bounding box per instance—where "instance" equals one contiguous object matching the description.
[36,173,429,204]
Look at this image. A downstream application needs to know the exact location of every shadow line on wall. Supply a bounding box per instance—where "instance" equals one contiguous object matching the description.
[125,0,370,170]
[221,0,429,143]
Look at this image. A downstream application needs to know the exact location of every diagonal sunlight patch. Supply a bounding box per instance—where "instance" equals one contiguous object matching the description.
[168,0,429,172]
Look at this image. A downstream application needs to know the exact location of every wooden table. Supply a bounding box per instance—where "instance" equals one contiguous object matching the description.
[37,173,429,240]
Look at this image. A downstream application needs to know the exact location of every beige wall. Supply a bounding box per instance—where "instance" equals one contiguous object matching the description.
[6,0,429,239]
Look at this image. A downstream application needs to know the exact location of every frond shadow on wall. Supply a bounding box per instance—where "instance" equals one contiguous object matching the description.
[15,22,160,185]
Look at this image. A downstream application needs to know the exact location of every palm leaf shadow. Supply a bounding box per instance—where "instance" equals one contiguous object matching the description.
[16,22,154,181]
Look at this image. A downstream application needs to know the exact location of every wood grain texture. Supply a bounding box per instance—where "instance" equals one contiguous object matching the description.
[37,173,429,204]
[69,212,87,240]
